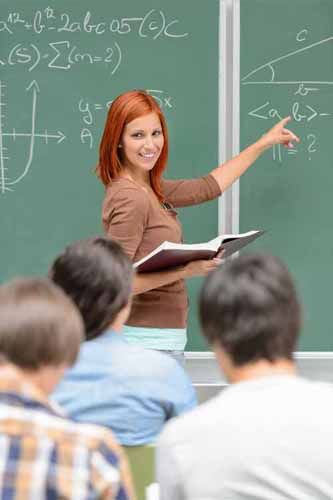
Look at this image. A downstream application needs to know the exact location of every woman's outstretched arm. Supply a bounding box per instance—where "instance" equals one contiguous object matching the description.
[210,116,300,193]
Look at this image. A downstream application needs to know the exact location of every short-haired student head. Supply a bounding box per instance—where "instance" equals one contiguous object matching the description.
[0,278,84,370]
[50,237,134,341]
[199,254,301,366]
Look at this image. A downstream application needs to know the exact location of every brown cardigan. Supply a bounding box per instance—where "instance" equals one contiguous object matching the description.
[102,174,221,329]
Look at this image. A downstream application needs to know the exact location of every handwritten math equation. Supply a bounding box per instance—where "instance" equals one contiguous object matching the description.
[247,84,331,161]
[0,40,122,75]
[78,90,173,150]
[0,7,188,77]
[248,98,327,162]
[242,28,333,163]
[0,7,188,40]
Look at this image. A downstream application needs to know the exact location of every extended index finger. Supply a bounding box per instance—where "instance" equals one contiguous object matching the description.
[278,116,292,127]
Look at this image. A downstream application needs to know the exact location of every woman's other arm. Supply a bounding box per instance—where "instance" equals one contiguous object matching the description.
[133,258,221,295]
[103,185,221,295]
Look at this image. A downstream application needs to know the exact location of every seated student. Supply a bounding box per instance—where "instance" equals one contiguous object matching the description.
[50,237,196,446]
[0,277,134,500]
[157,254,333,500]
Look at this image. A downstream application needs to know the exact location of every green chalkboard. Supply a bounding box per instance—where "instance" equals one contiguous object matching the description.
[239,0,333,350]
[0,1,220,351]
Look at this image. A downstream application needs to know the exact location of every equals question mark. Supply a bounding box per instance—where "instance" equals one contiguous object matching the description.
[307,134,317,161]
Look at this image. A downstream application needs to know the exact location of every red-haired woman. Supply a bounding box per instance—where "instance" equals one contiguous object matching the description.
[98,90,299,363]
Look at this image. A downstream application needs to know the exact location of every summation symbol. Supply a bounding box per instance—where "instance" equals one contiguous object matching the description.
[0,80,66,194]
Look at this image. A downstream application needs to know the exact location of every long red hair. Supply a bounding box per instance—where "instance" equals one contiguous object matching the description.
[98,90,169,203]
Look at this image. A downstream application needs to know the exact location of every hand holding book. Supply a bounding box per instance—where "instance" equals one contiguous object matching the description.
[134,230,264,273]
[181,256,223,279]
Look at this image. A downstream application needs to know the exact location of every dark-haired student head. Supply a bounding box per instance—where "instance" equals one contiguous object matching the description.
[199,253,301,375]
[157,261,333,500]
[49,237,134,341]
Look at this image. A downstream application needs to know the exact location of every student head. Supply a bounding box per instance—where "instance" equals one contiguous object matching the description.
[0,277,83,394]
[98,89,169,202]
[50,237,134,341]
[199,254,301,377]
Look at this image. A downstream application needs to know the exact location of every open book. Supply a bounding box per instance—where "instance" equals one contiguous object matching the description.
[133,230,265,273]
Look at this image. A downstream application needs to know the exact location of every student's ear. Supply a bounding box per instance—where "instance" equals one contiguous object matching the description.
[213,343,234,380]
[112,301,132,333]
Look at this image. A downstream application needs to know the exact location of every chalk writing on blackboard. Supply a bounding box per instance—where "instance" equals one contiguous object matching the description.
[241,35,333,85]
[248,98,327,163]
[307,133,317,161]
[296,29,309,43]
[0,41,122,75]
[271,134,318,163]
[0,5,189,191]
[242,32,333,163]
[248,101,330,122]
[0,80,66,194]
[1,8,188,40]
[294,84,319,97]
[0,7,189,77]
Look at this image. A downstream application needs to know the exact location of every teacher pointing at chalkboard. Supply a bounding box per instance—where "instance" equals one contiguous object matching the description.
[97,90,299,362]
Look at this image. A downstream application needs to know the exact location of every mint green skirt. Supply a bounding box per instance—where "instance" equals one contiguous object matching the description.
[122,325,187,351]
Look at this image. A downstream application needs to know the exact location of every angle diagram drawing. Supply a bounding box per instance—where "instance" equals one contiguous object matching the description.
[241,36,333,85]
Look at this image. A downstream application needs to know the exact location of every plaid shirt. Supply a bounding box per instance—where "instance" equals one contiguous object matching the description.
[0,368,134,500]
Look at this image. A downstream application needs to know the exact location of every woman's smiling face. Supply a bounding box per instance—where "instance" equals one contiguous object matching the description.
[120,112,164,176]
